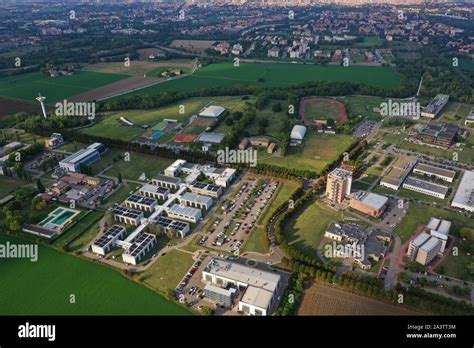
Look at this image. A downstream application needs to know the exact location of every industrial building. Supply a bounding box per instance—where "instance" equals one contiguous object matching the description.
[167,204,202,223]
[59,143,105,173]
[122,232,157,265]
[112,206,144,226]
[349,191,388,217]
[416,123,458,149]
[202,258,281,316]
[290,125,307,145]
[199,105,226,118]
[152,174,182,190]
[402,177,449,199]
[178,192,213,210]
[138,183,170,201]
[125,194,158,212]
[91,225,127,255]
[380,155,417,190]
[412,163,456,183]
[451,170,474,212]
[420,94,449,119]
[326,167,352,204]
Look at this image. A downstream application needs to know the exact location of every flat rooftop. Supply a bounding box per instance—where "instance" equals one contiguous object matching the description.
[240,285,274,310]
[404,177,449,196]
[204,258,280,293]
[414,163,456,179]
[452,170,474,210]
[381,155,417,188]
[351,191,388,210]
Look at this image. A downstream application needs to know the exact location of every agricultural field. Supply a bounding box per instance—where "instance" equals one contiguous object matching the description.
[0,176,30,199]
[394,203,473,242]
[298,281,420,315]
[170,40,216,54]
[122,62,402,97]
[0,234,190,315]
[0,71,128,103]
[0,96,40,115]
[84,60,194,76]
[259,132,353,174]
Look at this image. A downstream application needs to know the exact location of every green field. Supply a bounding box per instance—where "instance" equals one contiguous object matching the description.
[437,239,473,282]
[0,71,128,103]
[122,62,402,97]
[302,99,342,121]
[0,176,30,198]
[140,249,194,294]
[0,234,190,315]
[283,200,365,258]
[395,203,473,242]
[259,132,353,174]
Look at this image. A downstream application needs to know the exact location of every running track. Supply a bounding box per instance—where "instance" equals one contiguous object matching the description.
[299,97,348,126]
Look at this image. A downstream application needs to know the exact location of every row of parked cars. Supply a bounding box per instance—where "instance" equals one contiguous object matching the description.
[176,255,206,293]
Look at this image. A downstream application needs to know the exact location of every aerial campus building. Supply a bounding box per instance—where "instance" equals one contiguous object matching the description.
[202,258,281,316]
[138,183,170,201]
[412,163,456,183]
[402,177,449,199]
[349,191,388,218]
[420,94,449,119]
[199,105,226,118]
[326,167,352,204]
[380,155,417,190]
[451,170,474,212]
[167,204,202,223]
[125,194,158,212]
[91,225,127,255]
[178,192,213,210]
[112,206,144,226]
[59,143,106,173]
[416,123,458,149]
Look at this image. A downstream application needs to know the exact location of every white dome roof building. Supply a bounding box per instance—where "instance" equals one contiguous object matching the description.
[290,125,307,145]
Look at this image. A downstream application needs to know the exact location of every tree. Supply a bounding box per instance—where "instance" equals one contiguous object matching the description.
[36,178,45,193]
[272,103,282,112]
[117,172,122,184]
[225,117,234,126]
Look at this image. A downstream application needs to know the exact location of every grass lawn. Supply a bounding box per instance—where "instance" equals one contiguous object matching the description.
[122,62,402,97]
[68,216,101,252]
[436,239,473,282]
[139,249,194,294]
[353,36,383,48]
[257,180,299,226]
[0,234,190,315]
[438,102,472,126]
[80,123,144,141]
[0,71,128,103]
[395,203,473,242]
[344,95,385,120]
[0,176,30,199]
[104,152,173,181]
[242,226,270,254]
[259,132,353,174]
[55,141,87,153]
[351,180,372,190]
[302,99,342,121]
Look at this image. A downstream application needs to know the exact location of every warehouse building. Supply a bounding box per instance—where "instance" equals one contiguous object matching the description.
[413,163,456,183]
[191,182,222,198]
[402,177,449,199]
[91,225,127,256]
[380,155,417,190]
[152,174,182,190]
[290,125,307,145]
[125,194,158,212]
[202,258,281,316]
[112,206,144,226]
[178,192,213,210]
[421,94,449,119]
[59,145,103,173]
[138,183,170,201]
[451,170,474,212]
[326,167,352,204]
[122,232,157,265]
[199,105,226,118]
[167,204,202,223]
[349,191,388,218]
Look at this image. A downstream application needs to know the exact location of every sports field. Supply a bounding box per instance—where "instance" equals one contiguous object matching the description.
[300,97,347,125]
[0,234,190,315]
[123,62,402,97]
[259,132,353,174]
[0,71,128,103]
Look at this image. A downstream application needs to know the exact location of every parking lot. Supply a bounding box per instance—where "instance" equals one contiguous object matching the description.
[200,176,280,254]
